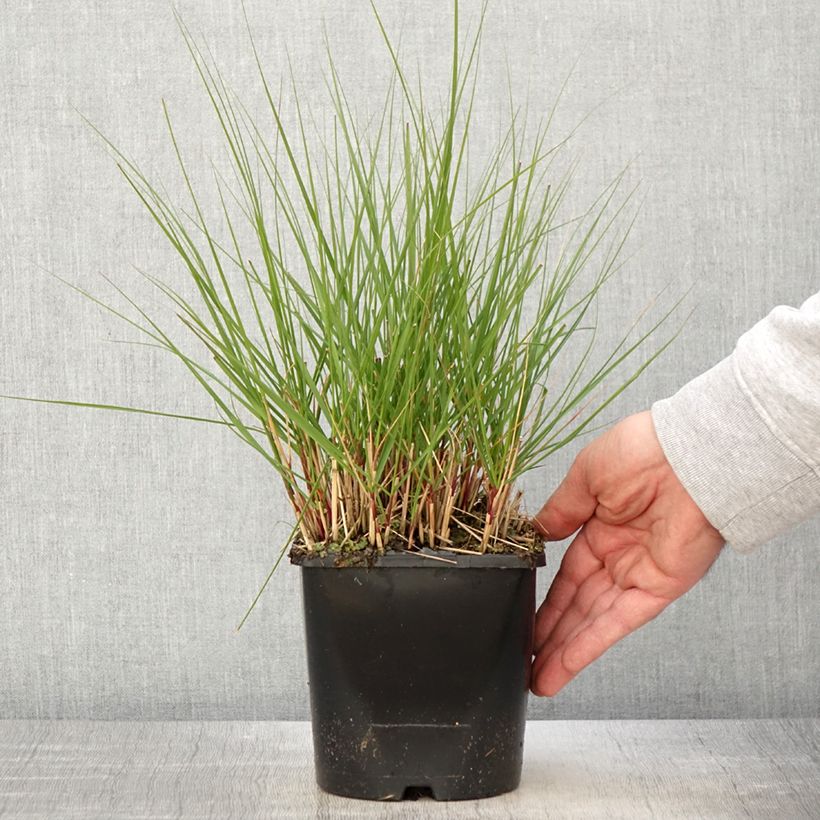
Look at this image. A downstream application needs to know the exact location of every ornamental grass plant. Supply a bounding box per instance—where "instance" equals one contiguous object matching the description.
[10,2,675,590]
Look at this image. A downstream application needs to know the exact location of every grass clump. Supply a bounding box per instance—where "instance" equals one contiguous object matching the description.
[9,3,676,577]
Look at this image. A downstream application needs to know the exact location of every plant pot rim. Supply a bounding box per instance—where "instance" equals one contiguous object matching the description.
[291,546,545,569]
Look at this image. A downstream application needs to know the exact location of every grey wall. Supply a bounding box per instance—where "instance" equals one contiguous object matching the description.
[1,0,818,720]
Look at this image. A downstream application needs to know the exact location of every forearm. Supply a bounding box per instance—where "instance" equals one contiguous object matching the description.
[651,292,820,552]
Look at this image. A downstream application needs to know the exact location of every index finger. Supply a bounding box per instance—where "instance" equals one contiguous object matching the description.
[533,448,596,540]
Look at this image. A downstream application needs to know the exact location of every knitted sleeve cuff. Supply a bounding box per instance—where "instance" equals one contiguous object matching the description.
[651,355,820,553]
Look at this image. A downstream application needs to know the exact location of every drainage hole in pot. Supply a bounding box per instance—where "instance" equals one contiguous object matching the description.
[401,786,435,801]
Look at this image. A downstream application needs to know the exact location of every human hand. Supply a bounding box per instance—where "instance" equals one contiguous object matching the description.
[531,410,724,696]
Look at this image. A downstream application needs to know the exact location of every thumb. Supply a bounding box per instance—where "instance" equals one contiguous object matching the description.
[534,449,596,540]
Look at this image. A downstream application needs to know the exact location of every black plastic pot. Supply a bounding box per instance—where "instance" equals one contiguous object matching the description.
[295,548,544,801]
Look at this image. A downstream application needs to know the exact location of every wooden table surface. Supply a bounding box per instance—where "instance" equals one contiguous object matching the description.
[0,720,817,818]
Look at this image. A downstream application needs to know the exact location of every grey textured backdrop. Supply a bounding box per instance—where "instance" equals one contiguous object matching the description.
[1,0,818,720]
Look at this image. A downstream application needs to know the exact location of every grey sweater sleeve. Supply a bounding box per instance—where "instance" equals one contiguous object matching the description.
[651,292,820,553]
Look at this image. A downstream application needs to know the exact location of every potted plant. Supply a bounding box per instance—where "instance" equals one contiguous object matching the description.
[6,1,672,802]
